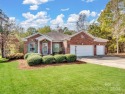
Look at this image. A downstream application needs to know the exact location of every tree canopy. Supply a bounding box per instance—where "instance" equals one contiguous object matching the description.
[37,26,51,34]
[88,0,125,53]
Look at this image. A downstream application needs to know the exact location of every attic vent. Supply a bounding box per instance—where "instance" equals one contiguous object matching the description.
[81,35,84,38]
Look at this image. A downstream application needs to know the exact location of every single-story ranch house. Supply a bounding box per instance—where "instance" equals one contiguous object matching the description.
[22,31,108,56]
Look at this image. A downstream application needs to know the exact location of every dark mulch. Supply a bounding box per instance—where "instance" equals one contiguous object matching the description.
[18,59,86,70]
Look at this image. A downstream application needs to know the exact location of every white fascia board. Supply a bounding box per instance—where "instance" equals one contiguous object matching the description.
[36,35,52,41]
[25,33,42,39]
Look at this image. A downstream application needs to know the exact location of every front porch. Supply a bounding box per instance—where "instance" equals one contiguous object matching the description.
[38,39,52,55]
[37,36,64,55]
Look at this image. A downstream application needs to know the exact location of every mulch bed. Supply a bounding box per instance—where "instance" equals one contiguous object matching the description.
[18,59,86,70]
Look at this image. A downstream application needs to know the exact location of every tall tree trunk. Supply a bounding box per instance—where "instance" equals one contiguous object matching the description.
[116,35,119,54]
[1,33,5,58]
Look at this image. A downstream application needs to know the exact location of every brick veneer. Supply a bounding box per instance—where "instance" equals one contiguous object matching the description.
[65,32,107,55]
[24,34,41,54]
[24,32,107,55]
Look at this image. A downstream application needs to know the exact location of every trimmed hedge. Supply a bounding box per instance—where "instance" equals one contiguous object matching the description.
[27,55,42,66]
[24,53,41,59]
[65,54,77,62]
[6,53,24,60]
[54,54,66,63]
[24,53,31,59]
[25,53,77,66]
[42,55,55,64]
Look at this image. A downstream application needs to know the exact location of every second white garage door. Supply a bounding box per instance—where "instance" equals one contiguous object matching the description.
[70,45,94,56]
[96,45,105,55]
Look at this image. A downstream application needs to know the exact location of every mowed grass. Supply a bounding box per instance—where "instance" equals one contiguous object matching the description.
[0,56,9,63]
[0,60,125,94]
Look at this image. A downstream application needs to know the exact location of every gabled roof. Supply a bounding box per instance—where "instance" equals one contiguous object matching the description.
[36,35,53,41]
[22,32,42,41]
[24,32,42,39]
[68,31,108,42]
[45,31,70,41]
[22,31,108,43]
[69,31,95,39]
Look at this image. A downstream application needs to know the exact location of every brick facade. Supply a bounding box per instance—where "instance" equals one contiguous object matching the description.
[24,32,107,56]
[24,34,41,54]
[65,32,107,55]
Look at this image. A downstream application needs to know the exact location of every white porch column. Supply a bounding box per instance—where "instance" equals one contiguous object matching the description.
[51,41,52,54]
[38,40,40,54]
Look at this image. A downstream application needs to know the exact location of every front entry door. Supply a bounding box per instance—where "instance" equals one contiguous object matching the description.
[42,43,48,55]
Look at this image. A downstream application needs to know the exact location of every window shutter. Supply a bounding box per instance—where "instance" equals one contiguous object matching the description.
[28,44,30,53]
[35,44,38,53]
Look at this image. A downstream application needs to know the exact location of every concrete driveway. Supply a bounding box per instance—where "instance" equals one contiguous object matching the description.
[79,56,125,69]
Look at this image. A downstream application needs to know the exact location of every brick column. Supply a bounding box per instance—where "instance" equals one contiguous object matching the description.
[105,46,107,55]
[94,45,96,56]
[24,42,27,54]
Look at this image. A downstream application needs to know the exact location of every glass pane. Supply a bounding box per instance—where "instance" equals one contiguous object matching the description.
[29,42,36,52]
[53,44,60,52]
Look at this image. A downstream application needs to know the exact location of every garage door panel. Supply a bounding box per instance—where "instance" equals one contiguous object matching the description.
[70,45,94,56]
[96,45,105,55]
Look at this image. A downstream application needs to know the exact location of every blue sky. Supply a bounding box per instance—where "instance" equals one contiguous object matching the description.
[0,0,109,30]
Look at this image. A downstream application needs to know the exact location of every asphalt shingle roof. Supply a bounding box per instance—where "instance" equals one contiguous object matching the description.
[46,31,70,41]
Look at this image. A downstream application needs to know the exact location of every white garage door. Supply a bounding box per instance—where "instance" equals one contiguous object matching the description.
[70,45,94,56]
[96,45,105,55]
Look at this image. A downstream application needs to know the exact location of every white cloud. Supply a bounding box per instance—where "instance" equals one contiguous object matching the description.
[50,10,97,30]
[80,10,90,16]
[50,14,65,29]
[30,5,39,10]
[89,19,95,24]
[22,12,35,19]
[46,8,50,10]
[82,0,94,3]
[20,11,50,28]
[22,0,53,10]
[89,19,99,24]
[91,11,97,17]
[98,10,103,16]
[61,8,69,11]
[63,10,97,30]
[9,17,16,21]
[67,14,79,23]
[50,14,64,25]
[23,0,48,5]
[50,13,78,30]
[80,10,97,17]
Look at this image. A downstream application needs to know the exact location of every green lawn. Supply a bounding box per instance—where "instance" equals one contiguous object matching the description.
[0,60,125,94]
[0,56,8,63]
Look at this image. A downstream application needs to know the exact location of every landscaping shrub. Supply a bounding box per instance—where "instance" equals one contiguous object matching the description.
[54,54,66,63]
[65,54,77,62]
[42,55,55,64]
[24,53,41,59]
[15,53,24,59]
[24,53,31,59]
[6,53,24,60]
[27,55,42,66]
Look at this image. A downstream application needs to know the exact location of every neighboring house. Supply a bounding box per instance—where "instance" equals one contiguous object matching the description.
[22,31,108,56]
